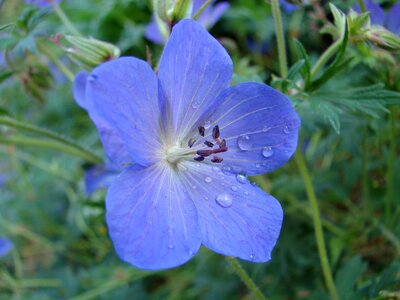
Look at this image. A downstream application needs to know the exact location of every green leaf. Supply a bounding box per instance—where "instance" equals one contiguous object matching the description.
[335,256,367,300]
[293,39,311,83]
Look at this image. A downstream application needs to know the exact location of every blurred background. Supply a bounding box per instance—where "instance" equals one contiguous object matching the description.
[0,0,399,299]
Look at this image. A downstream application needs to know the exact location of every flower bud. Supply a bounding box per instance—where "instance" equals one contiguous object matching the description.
[153,0,193,24]
[366,26,400,50]
[57,35,120,68]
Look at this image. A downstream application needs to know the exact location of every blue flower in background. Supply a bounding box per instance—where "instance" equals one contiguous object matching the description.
[280,0,299,13]
[0,238,13,258]
[74,19,300,270]
[354,0,400,35]
[145,0,229,44]
[25,0,61,7]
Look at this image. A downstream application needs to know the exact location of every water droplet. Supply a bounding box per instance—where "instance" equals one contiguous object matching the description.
[212,166,220,172]
[262,146,274,158]
[204,196,209,200]
[231,186,238,192]
[168,243,174,249]
[262,125,270,132]
[204,120,211,129]
[205,177,212,183]
[215,193,233,208]
[251,181,258,187]
[236,174,248,184]
[283,125,290,134]
[250,254,255,260]
[244,191,249,196]
[191,101,200,109]
[255,163,261,168]
[222,165,233,175]
[237,135,252,151]
[196,163,200,167]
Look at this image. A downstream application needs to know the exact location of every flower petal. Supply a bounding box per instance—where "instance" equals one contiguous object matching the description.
[85,57,164,167]
[203,82,300,176]
[195,1,229,28]
[181,162,283,262]
[106,164,201,270]
[73,71,131,168]
[84,163,119,195]
[354,0,385,26]
[0,237,13,258]
[145,18,165,45]
[158,19,233,140]
[386,2,400,35]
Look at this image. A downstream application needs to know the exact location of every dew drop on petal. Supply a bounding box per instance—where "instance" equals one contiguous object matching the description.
[205,177,212,183]
[283,125,290,134]
[222,165,233,175]
[212,166,220,172]
[262,146,274,158]
[204,120,211,129]
[237,135,252,151]
[244,190,249,196]
[231,185,238,192]
[191,101,200,109]
[250,254,255,260]
[215,193,233,208]
[236,174,248,184]
[255,163,261,168]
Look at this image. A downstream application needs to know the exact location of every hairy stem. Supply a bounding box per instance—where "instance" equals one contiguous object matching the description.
[357,0,367,13]
[271,0,288,77]
[52,1,82,36]
[227,257,267,300]
[295,149,339,300]
[310,38,342,79]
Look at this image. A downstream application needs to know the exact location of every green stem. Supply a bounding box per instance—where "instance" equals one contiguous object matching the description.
[37,43,74,82]
[0,116,102,164]
[295,149,339,300]
[227,257,267,300]
[52,1,82,36]
[0,136,101,164]
[192,0,213,20]
[385,107,396,226]
[310,39,341,79]
[357,0,367,13]
[271,0,288,77]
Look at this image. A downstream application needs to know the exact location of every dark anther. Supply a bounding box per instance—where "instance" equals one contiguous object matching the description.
[194,156,205,161]
[198,126,205,137]
[212,125,220,139]
[219,139,226,148]
[196,149,213,157]
[211,156,223,163]
[188,138,196,148]
[213,146,228,154]
[204,140,214,148]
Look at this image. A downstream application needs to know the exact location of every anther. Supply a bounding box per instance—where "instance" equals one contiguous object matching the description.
[188,138,196,148]
[211,156,223,163]
[212,125,220,139]
[194,156,205,161]
[197,149,213,157]
[198,126,205,137]
[219,139,226,148]
[204,140,214,148]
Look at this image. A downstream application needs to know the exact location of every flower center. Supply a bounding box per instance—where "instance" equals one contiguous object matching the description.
[164,125,228,167]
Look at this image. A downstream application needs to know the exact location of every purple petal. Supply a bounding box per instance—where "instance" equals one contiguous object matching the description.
[106,165,201,270]
[24,0,61,7]
[85,57,164,167]
[158,19,233,140]
[182,162,283,262]
[280,0,299,13]
[354,0,385,26]
[386,2,400,35]
[145,18,165,45]
[73,72,132,168]
[84,163,120,195]
[196,2,229,28]
[202,82,300,176]
[0,238,13,257]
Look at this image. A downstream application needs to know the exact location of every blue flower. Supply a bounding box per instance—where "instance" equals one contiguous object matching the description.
[145,0,229,44]
[84,162,119,195]
[280,0,299,13]
[0,238,13,258]
[74,19,300,270]
[25,0,61,7]
[354,0,400,35]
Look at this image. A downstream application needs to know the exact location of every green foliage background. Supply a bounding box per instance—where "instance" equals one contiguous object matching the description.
[0,0,399,299]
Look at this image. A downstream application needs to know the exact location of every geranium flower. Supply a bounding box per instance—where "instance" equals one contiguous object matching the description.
[145,0,229,44]
[0,238,13,258]
[354,0,400,35]
[74,19,300,270]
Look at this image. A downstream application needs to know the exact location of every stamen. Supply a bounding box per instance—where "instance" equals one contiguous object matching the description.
[204,140,214,148]
[197,149,212,157]
[194,156,205,161]
[219,139,226,148]
[188,138,196,148]
[212,125,220,139]
[198,126,205,137]
[211,156,223,163]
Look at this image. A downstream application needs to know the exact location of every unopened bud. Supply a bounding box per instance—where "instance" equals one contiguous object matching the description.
[54,35,120,68]
[168,0,193,23]
[366,26,400,50]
